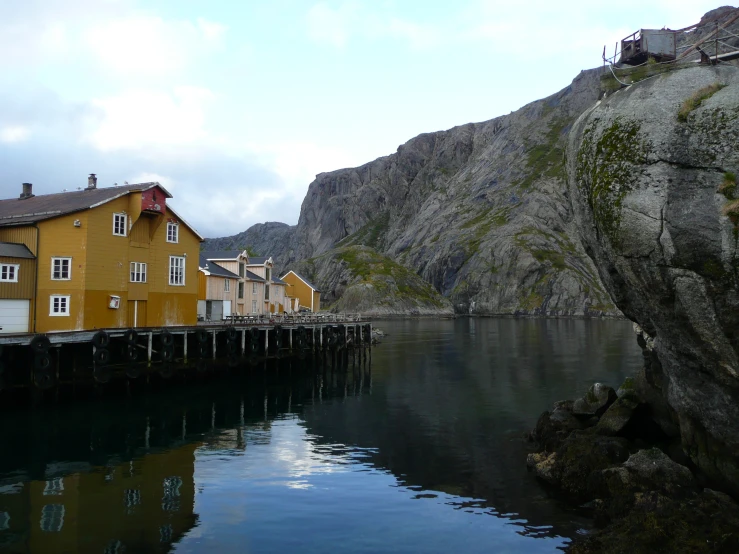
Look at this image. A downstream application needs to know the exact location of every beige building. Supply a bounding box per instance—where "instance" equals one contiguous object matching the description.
[244,256,289,313]
[197,255,240,320]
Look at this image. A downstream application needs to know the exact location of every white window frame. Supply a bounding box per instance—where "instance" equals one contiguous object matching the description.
[49,295,70,316]
[169,256,185,286]
[130,262,147,283]
[224,279,230,292]
[51,257,71,280]
[113,213,127,237]
[0,263,19,283]
[252,300,257,313]
[252,282,257,294]
[166,222,179,244]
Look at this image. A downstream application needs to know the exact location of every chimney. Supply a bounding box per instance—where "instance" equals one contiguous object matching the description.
[20,183,34,199]
[87,173,97,190]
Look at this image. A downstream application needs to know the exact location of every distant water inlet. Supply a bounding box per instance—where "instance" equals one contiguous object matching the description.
[0,318,641,553]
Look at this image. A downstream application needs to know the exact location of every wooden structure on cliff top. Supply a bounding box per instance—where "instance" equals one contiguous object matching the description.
[606,8,739,67]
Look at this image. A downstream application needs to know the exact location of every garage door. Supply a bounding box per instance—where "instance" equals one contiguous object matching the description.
[0,299,29,334]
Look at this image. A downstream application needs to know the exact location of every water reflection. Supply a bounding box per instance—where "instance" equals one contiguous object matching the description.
[0,319,641,553]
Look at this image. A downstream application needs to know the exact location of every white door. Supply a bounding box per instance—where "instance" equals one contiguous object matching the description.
[0,299,29,334]
[223,300,232,317]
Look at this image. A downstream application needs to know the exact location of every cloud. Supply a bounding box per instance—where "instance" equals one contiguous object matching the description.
[85,15,227,77]
[305,1,439,50]
[89,87,215,151]
[0,126,31,144]
[306,1,359,47]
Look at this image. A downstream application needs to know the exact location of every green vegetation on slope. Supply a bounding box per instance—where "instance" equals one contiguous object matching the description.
[333,245,446,308]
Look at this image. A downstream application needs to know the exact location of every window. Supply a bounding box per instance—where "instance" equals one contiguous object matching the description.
[40,504,65,532]
[0,264,19,282]
[238,282,244,299]
[264,283,269,300]
[51,257,71,280]
[252,282,256,294]
[252,300,257,313]
[169,256,185,286]
[224,279,230,292]
[265,268,271,281]
[50,295,70,316]
[130,262,147,283]
[239,262,245,277]
[113,213,127,236]
[166,222,179,243]
[43,478,64,496]
[161,476,182,512]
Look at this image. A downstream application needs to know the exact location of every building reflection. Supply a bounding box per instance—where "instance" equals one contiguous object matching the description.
[0,356,371,553]
[0,443,197,553]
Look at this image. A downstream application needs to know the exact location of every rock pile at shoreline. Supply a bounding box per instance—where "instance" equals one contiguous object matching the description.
[527,369,739,553]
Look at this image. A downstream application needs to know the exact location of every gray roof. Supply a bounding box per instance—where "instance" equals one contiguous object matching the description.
[272,276,287,285]
[199,255,239,278]
[0,242,35,259]
[201,250,243,261]
[283,270,320,292]
[244,270,265,282]
[247,256,268,264]
[0,182,171,227]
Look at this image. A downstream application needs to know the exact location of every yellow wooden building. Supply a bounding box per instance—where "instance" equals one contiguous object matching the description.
[280,270,321,312]
[0,177,203,333]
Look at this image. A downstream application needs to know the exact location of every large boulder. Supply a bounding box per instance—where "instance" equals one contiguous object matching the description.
[567,65,739,492]
[573,383,617,417]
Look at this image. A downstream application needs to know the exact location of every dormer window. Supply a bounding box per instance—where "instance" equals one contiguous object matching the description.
[166,222,179,243]
[113,213,127,236]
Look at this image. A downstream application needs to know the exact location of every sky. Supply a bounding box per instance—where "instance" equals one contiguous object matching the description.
[0,0,729,238]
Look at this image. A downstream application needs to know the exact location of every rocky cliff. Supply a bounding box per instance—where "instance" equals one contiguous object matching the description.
[207,72,624,315]
[566,64,739,492]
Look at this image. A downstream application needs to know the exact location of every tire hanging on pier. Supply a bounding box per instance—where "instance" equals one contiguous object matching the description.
[273,326,283,349]
[125,365,140,379]
[337,325,346,346]
[33,367,55,390]
[94,348,110,366]
[34,352,52,371]
[123,329,138,344]
[125,344,139,362]
[249,340,259,355]
[226,340,239,354]
[196,329,209,344]
[199,344,209,358]
[250,327,260,341]
[226,327,238,342]
[92,330,110,349]
[160,330,174,347]
[30,334,50,354]
[160,345,174,362]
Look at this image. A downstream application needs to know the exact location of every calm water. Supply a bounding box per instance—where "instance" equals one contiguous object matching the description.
[0,318,641,553]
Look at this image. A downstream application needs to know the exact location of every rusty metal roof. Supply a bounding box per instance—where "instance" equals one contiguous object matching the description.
[0,182,171,227]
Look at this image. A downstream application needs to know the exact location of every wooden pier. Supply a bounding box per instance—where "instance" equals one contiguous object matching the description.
[0,314,372,393]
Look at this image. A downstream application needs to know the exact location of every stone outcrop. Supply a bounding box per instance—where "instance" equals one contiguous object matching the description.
[202,222,296,268]
[207,71,621,315]
[290,245,453,316]
[566,64,739,493]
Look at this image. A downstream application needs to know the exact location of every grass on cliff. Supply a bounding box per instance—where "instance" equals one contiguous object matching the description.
[515,118,570,190]
[336,246,445,308]
[677,83,726,122]
[336,212,390,250]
